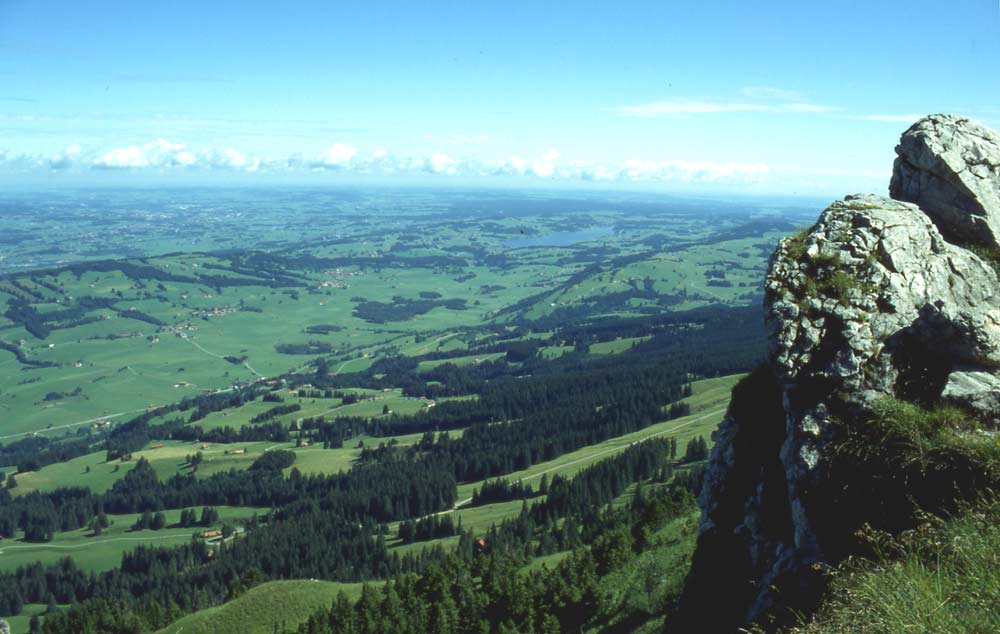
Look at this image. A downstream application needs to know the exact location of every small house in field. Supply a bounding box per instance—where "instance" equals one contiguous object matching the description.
[226,449,246,455]
[200,444,210,450]
[201,530,222,538]
[150,443,164,449]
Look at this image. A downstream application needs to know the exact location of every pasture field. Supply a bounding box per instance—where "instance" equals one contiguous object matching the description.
[154,579,371,634]
[0,188,811,633]
[384,374,739,556]
[1,189,810,442]
[1,603,51,634]
[415,351,505,371]
[0,505,265,573]
[7,439,276,495]
[453,373,739,501]
[6,427,450,496]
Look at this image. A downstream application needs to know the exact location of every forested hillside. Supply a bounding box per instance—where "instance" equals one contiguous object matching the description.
[0,189,808,633]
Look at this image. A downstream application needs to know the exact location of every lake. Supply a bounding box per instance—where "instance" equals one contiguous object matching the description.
[502,226,614,248]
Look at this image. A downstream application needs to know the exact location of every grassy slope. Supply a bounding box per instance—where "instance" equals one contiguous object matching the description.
[0,506,264,573]
[452,372,737,501]
[142,373,738,633]
[789,400,1000,633]
[793,502,1000,633]
[7,427,438,497]
[1,604,52,634]
[154,580,369,634]
[0,205,779,441]
[588,509,700,634]
[387,374,738,555]
[0,373,739,627]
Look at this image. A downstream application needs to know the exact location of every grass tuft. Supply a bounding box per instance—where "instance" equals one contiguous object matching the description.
[791,497,1000,634]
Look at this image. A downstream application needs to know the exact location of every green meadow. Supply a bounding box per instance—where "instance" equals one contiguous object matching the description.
[0,506,265,573]
[153,579,370,634]
[0,188,813,633]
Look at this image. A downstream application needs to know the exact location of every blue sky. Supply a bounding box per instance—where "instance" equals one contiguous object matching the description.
[1,0,999,194]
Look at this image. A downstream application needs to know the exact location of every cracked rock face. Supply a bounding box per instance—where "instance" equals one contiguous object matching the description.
[942,370,1000,425]
[761,193,1000,612]
[767,193,1000,409]
[678,116,1000,632]
[890,114,1000,250]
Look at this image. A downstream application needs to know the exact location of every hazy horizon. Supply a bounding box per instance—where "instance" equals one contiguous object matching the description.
[2,1,998,195]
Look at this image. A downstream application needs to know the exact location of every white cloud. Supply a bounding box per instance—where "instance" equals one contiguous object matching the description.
[505,156,529,175]
[532,149,560,177]
[492,150,562,178]
[91,140,275,171]
[5,139,777,188]
[48,144,82,170]
[848,114,926,123]
[616,100,839,117]
[421,133,490,144]
[427,152,457,175]
[617,101,766,116]
[318,143,357,166]
[783,103,837,113]
[740,86,805,101]
[203,148,261,171]
[94,145,148,168]
[93,139,196,169]
[615,159,769,184]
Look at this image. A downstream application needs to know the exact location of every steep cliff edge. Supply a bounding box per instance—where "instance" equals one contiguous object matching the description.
[673,114,1000,632]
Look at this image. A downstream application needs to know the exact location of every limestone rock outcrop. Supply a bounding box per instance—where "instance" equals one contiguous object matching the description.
[675,115,1000,632]
[890,114,1000,250]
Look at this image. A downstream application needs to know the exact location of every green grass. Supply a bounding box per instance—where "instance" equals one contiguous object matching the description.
[786,399,1000,633]
[416,352,504,371]
[0,199,783,443]
[9,362,740,507]
[453,373,739,501]
[0,506,264,573]
[586,509,700,634]
[10,427,445,496]
[792,499,1000,634]
[8,439,279,495]
[838,398,1000,477]
[588,336,651,354]
[388,374,740,556]
[522,549,572,572]
[155,579,370,634]
[1,604,52,634]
